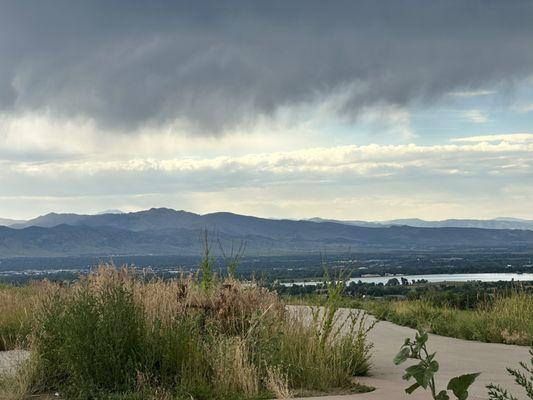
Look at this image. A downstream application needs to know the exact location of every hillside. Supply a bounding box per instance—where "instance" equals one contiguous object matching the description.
[1,208,533,258]
[12,210,533,231]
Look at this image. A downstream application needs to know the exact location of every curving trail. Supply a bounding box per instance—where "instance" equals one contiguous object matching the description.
[293,307,530,400]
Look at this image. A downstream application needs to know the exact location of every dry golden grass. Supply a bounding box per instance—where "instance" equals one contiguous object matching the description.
[265,365,293,399]
[211,336,259,398]
[1,264,375,399]
[0,281,59,351]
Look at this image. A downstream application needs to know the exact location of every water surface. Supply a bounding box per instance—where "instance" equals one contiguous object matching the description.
[283,272,533,286]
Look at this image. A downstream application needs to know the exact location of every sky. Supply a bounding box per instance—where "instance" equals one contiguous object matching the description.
[1,0,533,221]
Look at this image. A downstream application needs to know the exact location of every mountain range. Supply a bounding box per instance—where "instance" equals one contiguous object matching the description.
[0,217,25,227]
[307,217,533,230]
[1,208,533,258]
[5,212,533,231]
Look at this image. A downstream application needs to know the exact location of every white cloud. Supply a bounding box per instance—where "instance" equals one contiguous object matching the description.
[517,104,533,113]
[462,109,489,123]
[448,90,496,97]
[6,140,531,177]
[0,113,306,161]
[356,105,416,141]
[2,137,530,220]
[0,113,531,220]
[0,100,417,164]
[452,133,533,143]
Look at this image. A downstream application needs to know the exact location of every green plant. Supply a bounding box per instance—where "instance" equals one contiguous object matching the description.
[290,268,376,390]
[394,330,480,399]
[6,264,376,399]
[218,238,246,279]
[317,268,347,348]
[487,347,533,400]
[32,272,145,397]
[199,230,215,290]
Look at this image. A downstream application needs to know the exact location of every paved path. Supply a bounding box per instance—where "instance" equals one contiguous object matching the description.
[292,307,530,400]
[1,308,530,400]
[0,349,29,376]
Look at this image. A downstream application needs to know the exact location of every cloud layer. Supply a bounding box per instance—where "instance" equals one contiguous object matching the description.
[1,134,531,220]
[2,1,533,133]
[1,2,533,220]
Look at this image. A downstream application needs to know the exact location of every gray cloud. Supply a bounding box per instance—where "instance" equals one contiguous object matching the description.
[1,0,533,133]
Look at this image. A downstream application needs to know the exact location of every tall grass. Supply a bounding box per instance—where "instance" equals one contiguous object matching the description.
[3,265,375,399]
[0,283,53,351]
[366,290,532,345]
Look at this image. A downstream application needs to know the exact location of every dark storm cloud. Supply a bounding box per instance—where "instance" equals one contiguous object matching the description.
[1,0,533,133]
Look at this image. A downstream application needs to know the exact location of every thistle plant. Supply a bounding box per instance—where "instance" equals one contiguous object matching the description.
[199,230,215,290]
[318,268,346,348]
[217,237,246,279]
[394,330,480,400]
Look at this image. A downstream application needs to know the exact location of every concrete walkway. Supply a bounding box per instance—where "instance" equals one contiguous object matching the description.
[293,308,530,400]
[0,349,29,376]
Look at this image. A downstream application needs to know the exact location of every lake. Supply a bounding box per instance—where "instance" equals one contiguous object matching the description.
[282,272,533,286]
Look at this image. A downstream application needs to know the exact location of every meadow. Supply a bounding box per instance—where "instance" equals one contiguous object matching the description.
[0,265,375,400]
[0,283,47,352]
[364,290,533,346]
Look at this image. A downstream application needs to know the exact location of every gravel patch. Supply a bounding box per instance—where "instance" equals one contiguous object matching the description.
[0,350,30,376]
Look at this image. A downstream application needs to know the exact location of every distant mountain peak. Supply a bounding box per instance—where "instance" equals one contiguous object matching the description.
[97,209,124,215]
[148,207,178,213]
[0,217,26,227]
[494,217,527,222]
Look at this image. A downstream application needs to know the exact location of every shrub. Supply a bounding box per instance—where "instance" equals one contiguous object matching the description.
[275,276,376,392]
[32,270,145,397]
[9,264,375,399]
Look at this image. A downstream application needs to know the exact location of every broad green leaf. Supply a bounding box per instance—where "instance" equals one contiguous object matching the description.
[436,390,450,400]
[405,364,433,389]
[429,360,439,373]
[418,331,429,345]
[447,372,481,400]
[394,347,410,365]
[405,382,421,394]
